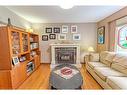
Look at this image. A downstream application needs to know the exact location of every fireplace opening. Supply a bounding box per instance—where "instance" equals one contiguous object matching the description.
[55,47,77,64]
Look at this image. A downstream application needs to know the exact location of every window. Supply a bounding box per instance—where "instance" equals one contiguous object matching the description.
[116,25,127,52]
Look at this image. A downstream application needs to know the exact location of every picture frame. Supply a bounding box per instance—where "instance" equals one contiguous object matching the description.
[58,34,66,40]
[45,27,52,33]
[42,35,48,41]
[49,34,56,40]
[73,34,81,40]
[62,25,68,33]
[97,26,105,44]
[12,56,19,65]
[71,25,77,33]
[54,27,60,33]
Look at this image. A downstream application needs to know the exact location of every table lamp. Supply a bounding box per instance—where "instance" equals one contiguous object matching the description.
[88,46,95,53]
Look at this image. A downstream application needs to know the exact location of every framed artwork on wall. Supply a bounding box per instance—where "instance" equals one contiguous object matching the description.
[62,25,68,33]
[73,34,81,40]
[71,25,77,33]
[54,27,60,33]
[42,35,48,41]
[12,56,19,65]
[49,34,56,40]
[58,34,66,40]
[97,26,105,44]
[45,28,52,33]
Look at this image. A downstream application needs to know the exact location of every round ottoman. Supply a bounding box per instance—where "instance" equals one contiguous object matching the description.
[49,64,83,89]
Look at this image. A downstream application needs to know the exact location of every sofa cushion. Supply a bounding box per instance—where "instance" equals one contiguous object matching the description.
[89,53,99,62]
[111,54,127,75]
[100,51,114,66]
[94,67,126,81]
[100,51,108,62]
[113,53,127,63]
[101,60,112,67]
[88,62,107,69]
[105,52,116,63]
[107,76,127,89]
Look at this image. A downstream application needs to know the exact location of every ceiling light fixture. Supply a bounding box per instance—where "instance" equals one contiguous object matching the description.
[60,4,74,9]
[59,0,74,9]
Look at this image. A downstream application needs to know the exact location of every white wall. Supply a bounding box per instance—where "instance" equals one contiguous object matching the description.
[33,23,97,63]
[0,7,31,28]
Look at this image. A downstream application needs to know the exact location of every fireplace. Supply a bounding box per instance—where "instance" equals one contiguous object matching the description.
[55,47,76,64]
[50,44,81,69]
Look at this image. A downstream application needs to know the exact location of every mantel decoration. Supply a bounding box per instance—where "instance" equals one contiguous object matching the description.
[71,25,77,33]
[97,26,105,44]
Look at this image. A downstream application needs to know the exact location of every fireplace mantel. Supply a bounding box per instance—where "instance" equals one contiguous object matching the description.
[50,44,81,69]
[50,44,80,46]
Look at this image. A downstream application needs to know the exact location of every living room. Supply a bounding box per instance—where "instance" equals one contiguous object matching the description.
[1,0,127,95]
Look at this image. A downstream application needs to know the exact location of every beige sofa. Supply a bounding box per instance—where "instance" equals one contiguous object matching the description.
[85,51,127,89]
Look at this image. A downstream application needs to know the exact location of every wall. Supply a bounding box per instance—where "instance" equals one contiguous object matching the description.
[0,7,31,28]
[33,23,97,63]
[97,7,127,52]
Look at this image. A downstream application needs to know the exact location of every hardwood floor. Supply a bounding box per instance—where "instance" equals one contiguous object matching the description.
[18,64,102,89]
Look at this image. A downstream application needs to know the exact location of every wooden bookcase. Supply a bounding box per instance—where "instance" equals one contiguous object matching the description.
[0,26,40,89]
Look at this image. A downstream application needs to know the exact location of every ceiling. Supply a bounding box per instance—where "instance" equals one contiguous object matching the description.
[6,6,125,23]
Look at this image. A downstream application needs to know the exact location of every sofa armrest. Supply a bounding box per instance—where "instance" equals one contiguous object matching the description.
[84,55,90,64]
[85,53,100,64]
[89,53,100,62]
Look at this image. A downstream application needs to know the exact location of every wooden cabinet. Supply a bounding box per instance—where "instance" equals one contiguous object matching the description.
[34,55,40,68]
[11,65,22,88]
[11,61,27,89]
[10,30,21,55]
[0,26,40,89]
[21,33,29,53]
[0,70,12,89]
[0,27,12,70]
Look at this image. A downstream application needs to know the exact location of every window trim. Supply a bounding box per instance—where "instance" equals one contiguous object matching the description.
[118,25,127,49]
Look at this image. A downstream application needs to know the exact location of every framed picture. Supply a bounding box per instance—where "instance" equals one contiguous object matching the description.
[42,35,48,41]
[97,26,105,44]
[73,34,81,40]
[58,34,66,40]
[71,25,77,33]
[12,56,19,65]
[49,34,56,40]
[45,28,52,33]
[62,25,68,33]
[54,27,60,33]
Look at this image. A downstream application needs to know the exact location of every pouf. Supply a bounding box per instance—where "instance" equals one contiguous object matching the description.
[49,64,83,89]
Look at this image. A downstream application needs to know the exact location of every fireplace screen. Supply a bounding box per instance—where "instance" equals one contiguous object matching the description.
[55,47,77,64]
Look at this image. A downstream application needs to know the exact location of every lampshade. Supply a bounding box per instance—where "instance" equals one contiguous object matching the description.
[26,28,33,33]
[88,46,95,52]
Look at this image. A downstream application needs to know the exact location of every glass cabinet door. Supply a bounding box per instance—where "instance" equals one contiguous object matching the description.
[11,31,21,55]
[22,33,29,52]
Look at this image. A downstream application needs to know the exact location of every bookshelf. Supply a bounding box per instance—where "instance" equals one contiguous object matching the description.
[0,26,40,89]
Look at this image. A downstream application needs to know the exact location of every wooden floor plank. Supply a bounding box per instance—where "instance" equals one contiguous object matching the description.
[18,64,102,90]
